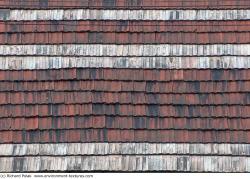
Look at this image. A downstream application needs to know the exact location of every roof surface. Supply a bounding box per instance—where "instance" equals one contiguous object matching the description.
[0,0,250,172]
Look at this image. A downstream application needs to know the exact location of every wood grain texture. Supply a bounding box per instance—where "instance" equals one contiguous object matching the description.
[0,56,249,69]
[0,155,249,172]
[1,10,250,21]
[0,0,249,173]
[0,143,249,156]
[1,0,250,10]
[1,44,250,56]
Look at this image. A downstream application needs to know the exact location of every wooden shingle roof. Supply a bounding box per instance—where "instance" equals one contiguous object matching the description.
[0,0,249,172]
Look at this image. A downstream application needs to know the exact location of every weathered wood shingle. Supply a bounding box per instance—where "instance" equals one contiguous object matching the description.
[0,0,249,172]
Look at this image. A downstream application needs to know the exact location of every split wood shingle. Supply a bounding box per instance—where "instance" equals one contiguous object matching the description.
[0,0,249,172]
